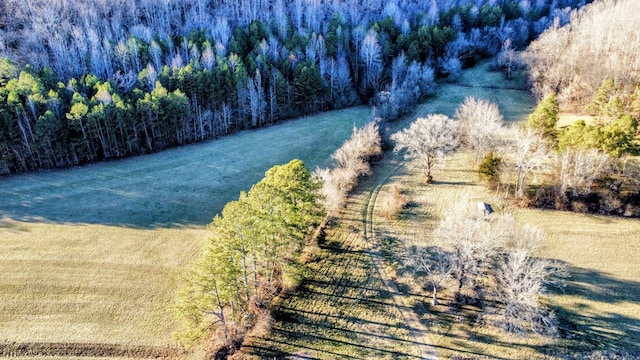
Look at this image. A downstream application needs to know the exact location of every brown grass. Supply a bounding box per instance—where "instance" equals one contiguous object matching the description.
[237,186,422,359]
[557,113,597,128]
[0,220,206,348]
[0,107,373,357]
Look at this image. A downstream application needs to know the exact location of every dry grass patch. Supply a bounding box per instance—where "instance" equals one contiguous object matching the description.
[521,209,640,355]
[378,184,410,220]
[0,219,206,347]
[425,60,535,123]
[239,189,421,359]
[557,113,597,128]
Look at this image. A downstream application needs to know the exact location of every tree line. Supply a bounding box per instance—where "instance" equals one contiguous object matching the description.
[0,0,590,175]
[174,113,386,351]
[519,0,640,214]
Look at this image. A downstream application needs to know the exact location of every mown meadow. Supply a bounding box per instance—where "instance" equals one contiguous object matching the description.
[0,107,370,356]
[2,59,639,359]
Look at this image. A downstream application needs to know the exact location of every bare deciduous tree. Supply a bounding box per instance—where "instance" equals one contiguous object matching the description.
[525,0,640,108]
[438,55,462,83]
[360,28,383,94]
[556,148,610,199]
[430,199,563,335]
[506,127,552,198]
[434,199,512,299]
[496,38,520,80]
[493,225,563,336]
[315,121,382,214]
[454,97,505,161]
[411,247,452,306]
[391,114,460,183]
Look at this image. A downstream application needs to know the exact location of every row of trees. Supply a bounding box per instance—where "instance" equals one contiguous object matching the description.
[520,0,640,214]
[174,159,324,346]
[0,0,591,174]
[1,0,583,80]
[315,121,382,214]
[175,119,384,351]
[520,93,639,213]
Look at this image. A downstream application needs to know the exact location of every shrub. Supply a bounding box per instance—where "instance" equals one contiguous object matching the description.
[378,184,409,219]
[525,93,559,138]
[315,121,382,215]
[558,116,639,157]
[478,151,502,188]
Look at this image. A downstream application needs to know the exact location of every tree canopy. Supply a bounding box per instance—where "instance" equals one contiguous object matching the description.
[0,0,591,175]
[174,159,324,345]
[391,114,460,183]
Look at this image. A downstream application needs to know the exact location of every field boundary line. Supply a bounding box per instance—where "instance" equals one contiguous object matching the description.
[0,341,182,358]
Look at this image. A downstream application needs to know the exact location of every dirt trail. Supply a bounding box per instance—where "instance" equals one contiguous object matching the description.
[353,101,440,360]
[361,155,439,360]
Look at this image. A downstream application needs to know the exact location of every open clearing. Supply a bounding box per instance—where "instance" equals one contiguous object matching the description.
[0,107,371,227]
[0,107,370,355]
[240,60,532,358]
[240,61,640,359]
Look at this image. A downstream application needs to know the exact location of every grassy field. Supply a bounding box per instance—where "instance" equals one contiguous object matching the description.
[3,59,637,359]
[238,61,532,358]
[376,150,640,359]
[242,189,425,359]
[0,107,371,227]
[241,60,640,359]
[368,63,640,358]
[0,107,371,356]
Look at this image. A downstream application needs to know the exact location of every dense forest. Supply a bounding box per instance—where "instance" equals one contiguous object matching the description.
[0,0,591,175]
[524,0,640,111]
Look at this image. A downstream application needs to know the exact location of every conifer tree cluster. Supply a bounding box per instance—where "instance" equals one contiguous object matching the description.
[174,159,324,345]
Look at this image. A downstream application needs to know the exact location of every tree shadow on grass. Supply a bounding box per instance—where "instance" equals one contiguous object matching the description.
[427,262,640,358]
[0,172,234,228]
[541,264,640,356]
[242,284,427,359]
[240,231,435,359]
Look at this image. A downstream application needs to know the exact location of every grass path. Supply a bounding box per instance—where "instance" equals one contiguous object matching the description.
[363,159,439,360]
[241,182,424,359]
